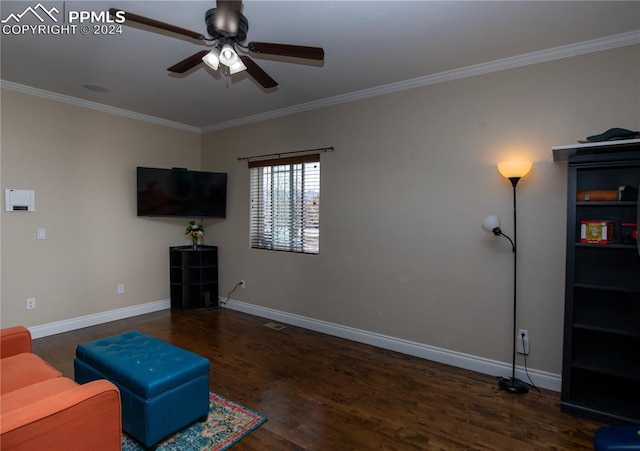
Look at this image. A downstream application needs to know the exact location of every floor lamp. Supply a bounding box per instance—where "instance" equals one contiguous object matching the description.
[482,160,532,394]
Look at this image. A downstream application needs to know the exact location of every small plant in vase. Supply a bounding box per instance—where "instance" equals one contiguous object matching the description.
[185,220,204,249]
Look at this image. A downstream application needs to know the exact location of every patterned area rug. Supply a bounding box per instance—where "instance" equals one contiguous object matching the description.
[122,392,267,451]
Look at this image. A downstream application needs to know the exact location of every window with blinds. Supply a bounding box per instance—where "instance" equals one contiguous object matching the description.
[249,154,320,254]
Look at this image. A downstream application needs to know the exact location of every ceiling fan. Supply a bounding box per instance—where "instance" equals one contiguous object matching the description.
[109,0,324,89]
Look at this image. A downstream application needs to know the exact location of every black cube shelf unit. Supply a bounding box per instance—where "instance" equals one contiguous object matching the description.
[553,139,640,424]
[169,245,218,309]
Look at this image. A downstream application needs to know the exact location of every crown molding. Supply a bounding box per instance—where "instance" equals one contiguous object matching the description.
[0,80,201,133]
[202,30,640,133]
[2,30,638,135]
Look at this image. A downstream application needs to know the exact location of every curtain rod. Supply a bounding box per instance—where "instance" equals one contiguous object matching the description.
[237,146,335,161]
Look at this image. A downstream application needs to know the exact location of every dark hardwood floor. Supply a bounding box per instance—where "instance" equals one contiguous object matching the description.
[33,308,601,450]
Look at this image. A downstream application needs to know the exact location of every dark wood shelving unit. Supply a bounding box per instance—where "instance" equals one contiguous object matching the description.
[556,140,640,424]
[169,245,219,309]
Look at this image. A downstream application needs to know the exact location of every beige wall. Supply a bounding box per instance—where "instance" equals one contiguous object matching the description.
[1,45,637,376]
[1,90,201,328]
[201,45,640,375]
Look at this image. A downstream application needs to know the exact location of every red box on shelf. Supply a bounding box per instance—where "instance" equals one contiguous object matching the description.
[580,220,615,244]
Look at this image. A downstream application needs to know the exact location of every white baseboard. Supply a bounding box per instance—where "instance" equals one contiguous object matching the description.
[223,299,562,392]
[28,299,170,339]
[27,297,561,392]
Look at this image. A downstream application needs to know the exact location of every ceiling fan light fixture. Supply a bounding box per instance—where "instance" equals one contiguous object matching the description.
[219,43,239,66]
[228,58,247,74]
[202,48,220,70]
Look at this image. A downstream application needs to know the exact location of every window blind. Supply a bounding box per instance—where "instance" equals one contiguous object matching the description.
[249,154,320,254]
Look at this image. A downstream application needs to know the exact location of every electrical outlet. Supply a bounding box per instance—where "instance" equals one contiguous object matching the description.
[26,298,36,310]
[516,329,530,355]
[117,284,125,294]
[240,280,245,289]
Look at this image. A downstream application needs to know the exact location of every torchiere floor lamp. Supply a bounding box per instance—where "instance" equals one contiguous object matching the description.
[482,160,532,394]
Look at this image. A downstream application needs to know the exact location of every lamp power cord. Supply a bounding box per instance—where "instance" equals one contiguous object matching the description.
[218,281,243,307]
[520,332,541,393]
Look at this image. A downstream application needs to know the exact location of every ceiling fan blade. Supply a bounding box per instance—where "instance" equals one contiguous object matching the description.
[248,42,324,61]
[216,0,243,13]
[168,51,209,73]
[240,56,278,89]
[109,8,205,40]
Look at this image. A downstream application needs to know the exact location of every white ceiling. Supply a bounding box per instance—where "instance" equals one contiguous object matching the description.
[1,1,639,131]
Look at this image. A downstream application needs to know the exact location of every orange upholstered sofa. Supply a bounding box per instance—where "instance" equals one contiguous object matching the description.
[0,326,122,451]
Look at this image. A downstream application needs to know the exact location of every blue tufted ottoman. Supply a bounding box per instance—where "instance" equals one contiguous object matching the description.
[74,330,210,448]
[594,425,640,450]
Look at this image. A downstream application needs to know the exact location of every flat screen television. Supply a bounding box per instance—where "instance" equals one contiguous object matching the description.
[137,167,227,218]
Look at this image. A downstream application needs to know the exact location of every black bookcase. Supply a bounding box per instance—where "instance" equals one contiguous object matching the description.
[169,245,219,309]
[555,141,640,424]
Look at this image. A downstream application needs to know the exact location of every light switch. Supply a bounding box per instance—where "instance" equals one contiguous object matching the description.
[37,228,46,240]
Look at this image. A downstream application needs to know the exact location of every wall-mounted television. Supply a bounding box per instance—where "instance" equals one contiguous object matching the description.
[137,167,227,218]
